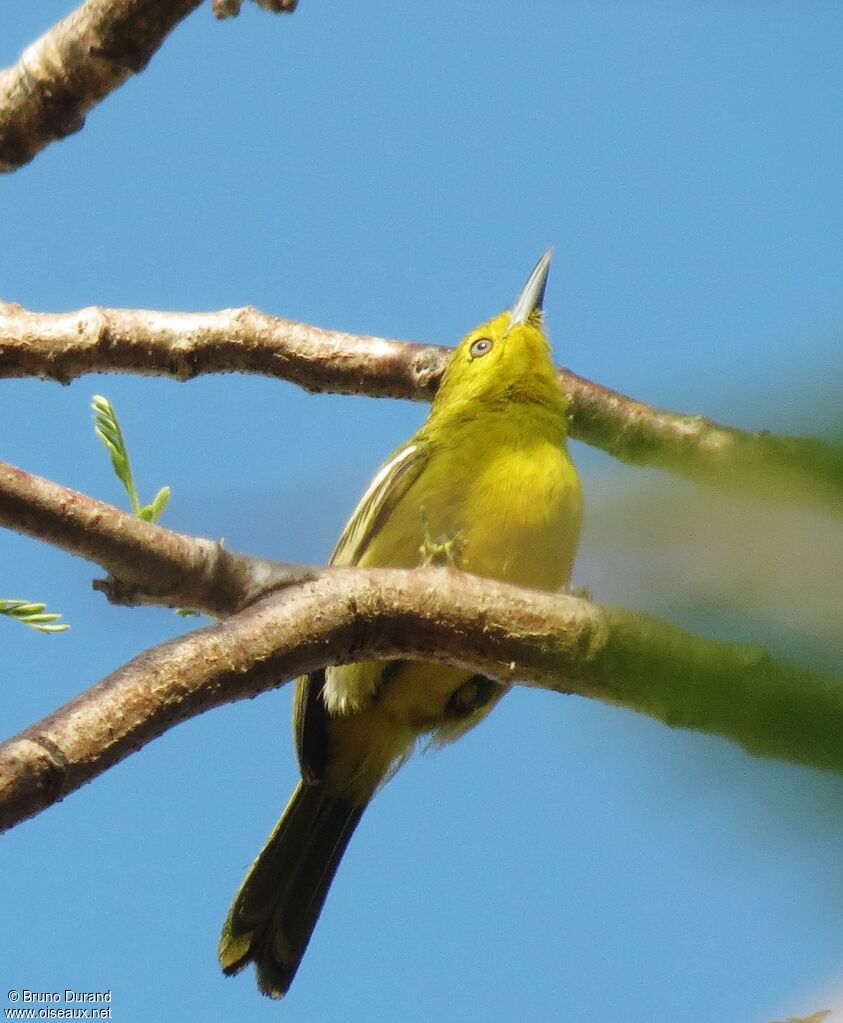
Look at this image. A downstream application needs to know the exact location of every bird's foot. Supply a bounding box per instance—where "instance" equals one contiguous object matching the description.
[418,507,466,567]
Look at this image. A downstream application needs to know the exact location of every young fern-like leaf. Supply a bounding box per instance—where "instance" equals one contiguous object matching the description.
[139,485,171,523]
[90,395,196,618]
[4,401,174,636]
[0,599,70,633]
[91,394,141,513]
[91,395,170,524]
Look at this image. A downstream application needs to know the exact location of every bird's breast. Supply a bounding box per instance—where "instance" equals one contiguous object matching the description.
[416,429,582,591]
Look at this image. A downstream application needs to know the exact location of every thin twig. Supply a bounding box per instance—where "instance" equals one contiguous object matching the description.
[1,567,840,833]
[1,301,840,506]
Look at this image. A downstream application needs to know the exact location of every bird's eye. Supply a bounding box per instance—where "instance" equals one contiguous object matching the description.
[469,337,494,359]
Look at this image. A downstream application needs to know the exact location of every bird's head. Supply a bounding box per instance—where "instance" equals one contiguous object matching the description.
[432,250,567,417]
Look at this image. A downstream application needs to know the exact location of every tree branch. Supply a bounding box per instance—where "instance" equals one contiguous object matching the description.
[0,301,443,397]
[563,369,843,506]
[2,456,839,829]
[1,300,840,506]
[0,0,207,172]
[1,566,841,834]
[0,457,315,614]
[0,0,298,173]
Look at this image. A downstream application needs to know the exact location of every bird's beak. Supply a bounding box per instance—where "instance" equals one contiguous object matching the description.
[509,249,552,327]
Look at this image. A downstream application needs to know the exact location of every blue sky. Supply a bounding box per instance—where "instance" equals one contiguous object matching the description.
[2,3,843,1021]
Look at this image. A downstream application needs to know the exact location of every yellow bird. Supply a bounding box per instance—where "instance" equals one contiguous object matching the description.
[219,251,583,997]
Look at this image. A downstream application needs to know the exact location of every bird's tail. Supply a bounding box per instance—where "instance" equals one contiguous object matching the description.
[219,780,364,998]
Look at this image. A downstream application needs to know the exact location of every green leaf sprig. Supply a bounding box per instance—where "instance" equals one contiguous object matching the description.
[91,395,170,522]
[91,394,202,618]
[0,599,70,633]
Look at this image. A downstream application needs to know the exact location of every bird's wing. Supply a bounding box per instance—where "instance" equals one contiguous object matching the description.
[328,440,427,567]
[294,439,430,784]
